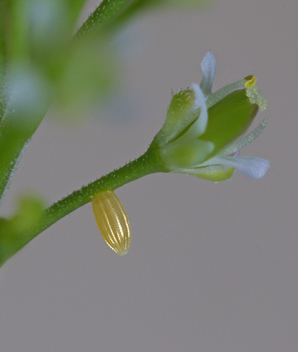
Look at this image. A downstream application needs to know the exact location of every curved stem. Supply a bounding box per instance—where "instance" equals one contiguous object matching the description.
[22,146,167,246]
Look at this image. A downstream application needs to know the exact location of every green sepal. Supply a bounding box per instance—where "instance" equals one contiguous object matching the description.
[180,165,235,182]
[154,89,199,147]
[160,138,213,169]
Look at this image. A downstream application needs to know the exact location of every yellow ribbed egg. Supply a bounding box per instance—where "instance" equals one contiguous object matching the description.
[91,191,131,255]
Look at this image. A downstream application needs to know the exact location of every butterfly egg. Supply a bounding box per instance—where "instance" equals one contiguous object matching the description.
[91,190,131,256]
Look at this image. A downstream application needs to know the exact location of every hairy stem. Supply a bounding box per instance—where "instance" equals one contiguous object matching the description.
[75,0,131,38]
[22,146,167,246]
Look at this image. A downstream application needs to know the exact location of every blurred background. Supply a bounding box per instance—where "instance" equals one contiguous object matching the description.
[1,0,298,351]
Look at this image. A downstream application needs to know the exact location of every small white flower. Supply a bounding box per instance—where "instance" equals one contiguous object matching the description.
[153,52,270,181]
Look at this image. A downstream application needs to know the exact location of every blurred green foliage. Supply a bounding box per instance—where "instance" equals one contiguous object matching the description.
[0,0,209,266]
[0,195,45,266]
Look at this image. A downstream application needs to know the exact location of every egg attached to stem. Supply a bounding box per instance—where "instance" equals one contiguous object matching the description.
[92,191,131,255]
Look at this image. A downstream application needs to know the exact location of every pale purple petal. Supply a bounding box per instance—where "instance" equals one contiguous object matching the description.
[207,156,270,179]
[200,52,216,97]
[187,83,208,137]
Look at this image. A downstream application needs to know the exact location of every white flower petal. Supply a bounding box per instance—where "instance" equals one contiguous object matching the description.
[200,51,216,97]
[204,155,270,179]
[184,83,208,137]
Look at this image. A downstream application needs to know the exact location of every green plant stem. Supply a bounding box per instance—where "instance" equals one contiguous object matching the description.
[22,146,167,246]
[75,0,131,38]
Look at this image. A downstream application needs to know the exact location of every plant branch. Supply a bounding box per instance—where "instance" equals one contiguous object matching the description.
[75,0,132,38]
[21,145,167,247]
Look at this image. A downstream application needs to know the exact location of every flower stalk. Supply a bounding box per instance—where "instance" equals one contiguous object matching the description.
[21,147,166,247]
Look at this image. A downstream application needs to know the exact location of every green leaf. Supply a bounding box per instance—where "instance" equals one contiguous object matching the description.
[0,65,51,191]
[0,195,45,266]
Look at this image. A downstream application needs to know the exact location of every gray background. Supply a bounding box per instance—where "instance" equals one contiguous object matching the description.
[1,0,298,351]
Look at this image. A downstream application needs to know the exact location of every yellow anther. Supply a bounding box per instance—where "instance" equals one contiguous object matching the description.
[244,75,257,88]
